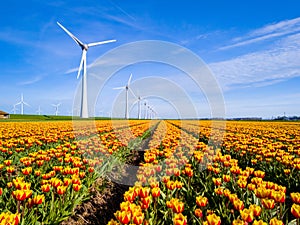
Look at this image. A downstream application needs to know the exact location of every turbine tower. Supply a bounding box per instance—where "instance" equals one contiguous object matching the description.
[52,103,61,116]
[113,74,135,119]
[137,96,142,119]
[57,22,116,118]
[36,106,42,115]
[15,93,30,115]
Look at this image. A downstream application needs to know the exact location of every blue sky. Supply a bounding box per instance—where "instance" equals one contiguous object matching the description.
[0,0,300,119]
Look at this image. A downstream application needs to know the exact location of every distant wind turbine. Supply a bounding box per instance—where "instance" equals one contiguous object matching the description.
[137,96,142,119]
[12,104,18,114]
[52,103,61,116]
[36,106,42,115]
[57,22,116,118]
[15,93,30,115]
[113,74,135,119]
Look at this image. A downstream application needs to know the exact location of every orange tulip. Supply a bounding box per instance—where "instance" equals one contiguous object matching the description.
[291,193,300,204]
[115,210,131,224]
[213,178,222,186]
[233,199,244,211]
[139,187,150,198]
[132,211,144,224]
[291,203,300,218]
[252,220,267,225]
[249,204,262,217]
[196,196,208,207]
[173,200,184,213]
[261,198,275,209]
[41,184,51,193]
[240,208,254,223]
[151,187,160,198]
[269,218,284,225]
[13,190,32,201]
[73,184,82,192]
[57,186,67,195]
[173,213,187,225]
[270,191,285,203]
[206,213,221,225]
[32,194,45,205]
[223,174,231,182]
[195,208,203,218]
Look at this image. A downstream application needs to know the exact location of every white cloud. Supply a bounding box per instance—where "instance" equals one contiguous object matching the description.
[220,17,300,50]
[18,76,43,86]
[210,33,300,89]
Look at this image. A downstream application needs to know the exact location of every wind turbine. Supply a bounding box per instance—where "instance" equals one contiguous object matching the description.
[52,103,61,116]
[15,93,30,115]
[137,96,142,119]
[57,22,116,118]
[143,100,149,119]
[12,104,18,114]
[36,106,42,115]
[113,74,135,119]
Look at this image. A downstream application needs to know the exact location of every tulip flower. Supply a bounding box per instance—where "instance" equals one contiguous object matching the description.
[4,160,12,166]
[195,208,203,218]
[41,184,51,193]
[269,218,284,225]
[173,200,184,213]
[223,174,231,182]
[139,187,150,198]
[115,210,131,224]
[291,193,300,204]
[249,204,262,217]
[206,213,221,225]
[173,213,187,225]
[252,220,267,225]
[261,198,275,209]
[151,187,160,198]
[233,199,244,211]
[57,186,67,195]
[132,211,144,224]
[73,184,82,192]
[212,178,222,186]
[196,196,208,207]
[13,190,32,201]
[291,203,300,218]
[271,191,285,203]
[32,194,45,205]
[240,208,254,223]
[21,167,32,175]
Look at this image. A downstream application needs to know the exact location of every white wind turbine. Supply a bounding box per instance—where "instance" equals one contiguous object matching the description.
[12,104,18,114]
[113,74,135,119]
[57,22,116,118]
[137,96,142,119]
[52,103,61,116]
[36,106,42,115]
[15,93,30,115]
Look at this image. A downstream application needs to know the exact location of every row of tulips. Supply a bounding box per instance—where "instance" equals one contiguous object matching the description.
[0,120,154,224]
[109,120,300,225]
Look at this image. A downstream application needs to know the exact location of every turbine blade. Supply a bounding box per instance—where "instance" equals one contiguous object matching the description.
[87,39,116,47]
[129,88,137,99]
[15,102,21,105]
[57,22,85,48]
[24,102,30,107]
[113,86,125,90]
[77,51,85,79]
[128,73,132,86]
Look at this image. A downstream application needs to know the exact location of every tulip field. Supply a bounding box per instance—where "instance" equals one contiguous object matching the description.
[0,119,300,225]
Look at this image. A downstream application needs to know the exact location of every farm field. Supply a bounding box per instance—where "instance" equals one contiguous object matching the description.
[0,120,299,225]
